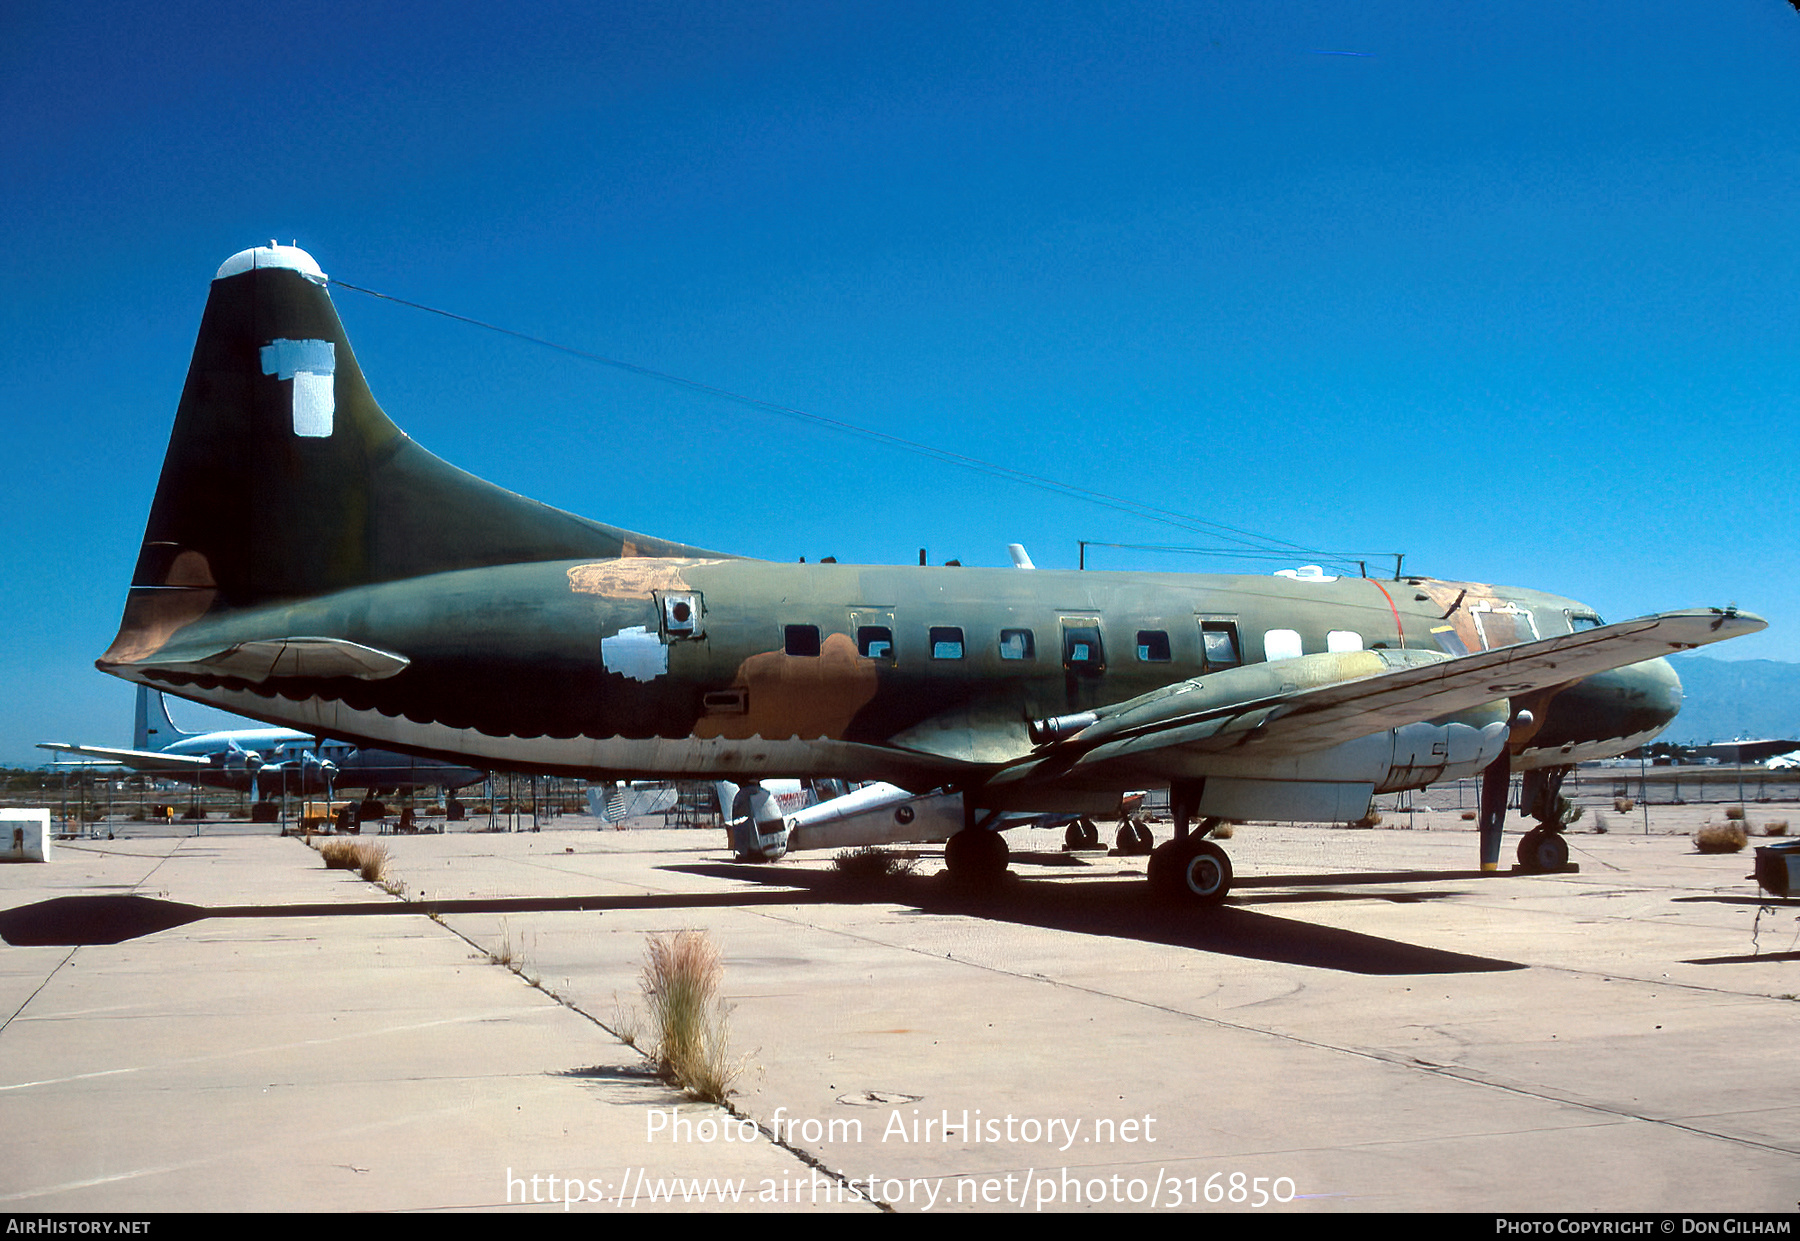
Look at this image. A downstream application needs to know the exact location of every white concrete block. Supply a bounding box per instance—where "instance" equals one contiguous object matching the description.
[1,810,53,862]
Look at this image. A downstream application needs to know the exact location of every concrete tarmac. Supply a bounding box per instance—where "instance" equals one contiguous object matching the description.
[2,811,1797,1213]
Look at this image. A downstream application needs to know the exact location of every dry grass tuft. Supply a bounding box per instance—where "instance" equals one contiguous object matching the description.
[1207,821,1235,840]
[317,838,361,869]
[355,843,390,883]
[317,838,390,883]
[1460,810,1477,821]
[1694,823,1749,854]
[1762,820,1789,837]
[488,920,521,970]
[1351,811,1382,828]
[1614,797,1635,813]
[832,846,916,879]
[641,930,743,1104]
[1725,804,1746,822]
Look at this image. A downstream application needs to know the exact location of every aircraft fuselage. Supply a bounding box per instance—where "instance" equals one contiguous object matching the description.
[123,556,1676,791]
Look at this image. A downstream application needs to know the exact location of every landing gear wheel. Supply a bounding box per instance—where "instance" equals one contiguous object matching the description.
[1517,827,1569,872]
[945,829,1009,885]
[1064,817,1101,851]
[1148,837,1233,905]
[1115,818,1154,855]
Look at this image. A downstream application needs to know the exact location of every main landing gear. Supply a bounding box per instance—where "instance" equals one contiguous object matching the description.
[1147,836,1232,905]
[944,821,1009,885]
[1514,764,1575,873]
[1148,781,1233,906]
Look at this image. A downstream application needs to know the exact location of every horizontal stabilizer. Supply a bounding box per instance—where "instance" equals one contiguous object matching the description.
[130,636,411,683]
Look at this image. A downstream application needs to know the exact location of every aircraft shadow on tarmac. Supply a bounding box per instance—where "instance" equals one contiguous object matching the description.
[0,863,1523,975]
[666,860,1526,976]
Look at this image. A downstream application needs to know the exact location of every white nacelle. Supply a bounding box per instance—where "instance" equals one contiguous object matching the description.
[1190,719,1510,823]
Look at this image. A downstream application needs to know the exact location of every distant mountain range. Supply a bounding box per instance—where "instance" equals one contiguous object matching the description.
[1664,656,1800,744]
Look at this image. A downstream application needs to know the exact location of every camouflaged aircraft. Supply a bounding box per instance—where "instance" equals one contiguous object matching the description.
[96,244,1765,904]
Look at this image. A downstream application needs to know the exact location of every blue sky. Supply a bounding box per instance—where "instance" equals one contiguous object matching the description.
[4,1,1798,765]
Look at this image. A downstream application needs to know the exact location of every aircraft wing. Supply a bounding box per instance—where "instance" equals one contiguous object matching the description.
[35,742,216,773]
[990,607,1764,786]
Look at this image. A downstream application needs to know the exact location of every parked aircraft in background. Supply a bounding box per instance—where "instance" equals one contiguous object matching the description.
[93,244,1765,902]
[40,686,485,807]
[586,781,681,824]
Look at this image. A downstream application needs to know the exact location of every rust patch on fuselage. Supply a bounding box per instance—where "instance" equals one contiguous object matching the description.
[566,558,723,598]
[164,549,217,588]
[98,586,217,665]
[1418,579,1497,655]
[695,631,880,741]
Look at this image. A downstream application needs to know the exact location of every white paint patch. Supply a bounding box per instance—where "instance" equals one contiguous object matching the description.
[600,625,667,682]
[260,338,336,436]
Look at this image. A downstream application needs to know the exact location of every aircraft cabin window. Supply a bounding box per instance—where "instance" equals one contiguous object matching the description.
[1327,630,1363,653]
[1200,622,1241,671]
[784,624,821,657]
[1136,630,1171,662]
[999,628,1035,660]
[1063,625,1105,674]
[930,627,965,659]
[1567,611,1604,631]
[857,626,894,662]
[1263,629,1303,662]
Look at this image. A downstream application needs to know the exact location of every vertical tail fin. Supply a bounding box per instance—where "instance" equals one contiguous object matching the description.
[102,243,719,671]
[133,686,193,749]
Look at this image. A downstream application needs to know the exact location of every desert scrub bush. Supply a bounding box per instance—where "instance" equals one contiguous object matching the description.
[1614,797,1635,813]
[1694,823,1748,854]
[832,847,915,879]
[1762,820,1789,836]
[641,930,742,1104]
[1725,804,1746,822]
[1207,821,1235,839]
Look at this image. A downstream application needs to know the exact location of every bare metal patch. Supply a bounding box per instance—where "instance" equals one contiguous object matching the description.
[567,559,722,597]
[601,625,668,682]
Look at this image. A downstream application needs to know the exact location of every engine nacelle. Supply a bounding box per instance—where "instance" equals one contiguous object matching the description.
[1191,717,1510,822]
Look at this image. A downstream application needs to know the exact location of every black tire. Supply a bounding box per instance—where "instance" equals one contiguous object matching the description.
[1517,827,1570,872]
[1064,817,1100,851]
[1116,819,1153,855]
[1148,837,1233,905]
[945,829,1009,884]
